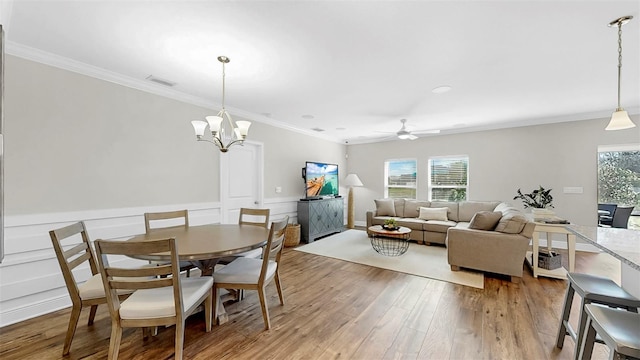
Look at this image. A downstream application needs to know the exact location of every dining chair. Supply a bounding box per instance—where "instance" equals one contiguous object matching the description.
[94,237,213,360]
[611,206,634,229]
[213,216,289,330]
[598,203,617,226]
[49,221,132,356]
[144,210,196,276]
[235,207,270,258]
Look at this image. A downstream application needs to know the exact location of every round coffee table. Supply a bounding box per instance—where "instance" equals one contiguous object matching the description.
[367,225,411,256]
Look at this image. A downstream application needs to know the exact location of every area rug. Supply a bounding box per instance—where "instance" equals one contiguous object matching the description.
[294,229,484,289]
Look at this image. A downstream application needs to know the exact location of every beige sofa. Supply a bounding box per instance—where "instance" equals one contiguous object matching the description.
[366,199,503,245]
[366,199,534,281]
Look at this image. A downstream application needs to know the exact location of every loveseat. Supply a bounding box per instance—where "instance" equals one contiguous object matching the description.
[366,199,535,281]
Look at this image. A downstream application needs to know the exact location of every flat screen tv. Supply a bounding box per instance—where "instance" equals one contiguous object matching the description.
[303,161,339,198]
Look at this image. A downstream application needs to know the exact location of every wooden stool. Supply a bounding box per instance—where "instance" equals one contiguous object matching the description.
[578,304,640,360]
[555,273,640,360]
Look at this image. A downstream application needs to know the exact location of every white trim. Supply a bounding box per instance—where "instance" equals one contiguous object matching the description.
[597,143,640,152]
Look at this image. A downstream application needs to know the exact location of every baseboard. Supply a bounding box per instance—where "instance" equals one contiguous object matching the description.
[0,295,71,328]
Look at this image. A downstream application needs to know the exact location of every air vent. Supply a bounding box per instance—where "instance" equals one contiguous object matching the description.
[311,128,325,132]
[145,75,176,87]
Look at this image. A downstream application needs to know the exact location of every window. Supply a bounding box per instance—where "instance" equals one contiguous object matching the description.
[384,159,417,199]
[428,156,469,201]
[597,144,639,229]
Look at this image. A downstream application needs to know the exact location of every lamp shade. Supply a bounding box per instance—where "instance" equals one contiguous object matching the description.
[343,173,364,187]
[605,110,636,130]
[191,120,208,137]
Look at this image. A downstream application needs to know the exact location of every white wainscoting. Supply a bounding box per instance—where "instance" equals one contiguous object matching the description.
[0,197,300,328]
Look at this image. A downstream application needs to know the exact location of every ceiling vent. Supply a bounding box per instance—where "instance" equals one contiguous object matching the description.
[145,75,176,87]
[311,128,325,132]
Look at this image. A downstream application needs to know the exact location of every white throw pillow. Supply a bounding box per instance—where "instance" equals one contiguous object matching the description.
[418,207,449,221]
[374,199,396,216]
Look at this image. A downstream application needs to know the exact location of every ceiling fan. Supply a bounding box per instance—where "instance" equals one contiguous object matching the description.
[394,119,440,140]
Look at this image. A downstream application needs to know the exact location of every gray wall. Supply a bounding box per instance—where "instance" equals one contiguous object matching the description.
[4,55,345,215]
[347,118,639,227]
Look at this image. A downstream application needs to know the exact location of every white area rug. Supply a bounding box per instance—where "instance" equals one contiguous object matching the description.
[294,230,484,289]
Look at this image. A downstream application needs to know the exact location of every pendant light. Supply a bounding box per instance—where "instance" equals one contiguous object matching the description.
[605,16,636,131]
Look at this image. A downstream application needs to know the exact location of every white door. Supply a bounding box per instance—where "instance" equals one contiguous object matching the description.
[220,141,264,224]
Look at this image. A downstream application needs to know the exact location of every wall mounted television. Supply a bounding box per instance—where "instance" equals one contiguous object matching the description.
[302,161,339,199]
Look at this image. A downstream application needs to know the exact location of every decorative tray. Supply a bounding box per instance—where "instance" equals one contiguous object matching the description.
[382,225,399,231]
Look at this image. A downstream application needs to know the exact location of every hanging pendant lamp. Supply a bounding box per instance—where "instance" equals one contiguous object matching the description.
[605,16,636,131]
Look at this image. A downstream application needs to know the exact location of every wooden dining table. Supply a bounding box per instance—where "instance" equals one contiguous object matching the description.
[127,223,270,324]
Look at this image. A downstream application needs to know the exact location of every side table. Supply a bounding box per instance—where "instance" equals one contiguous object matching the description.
[367,225,411,256]
[526,220,576,279]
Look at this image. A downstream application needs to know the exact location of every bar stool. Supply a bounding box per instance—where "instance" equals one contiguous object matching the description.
[555,273,640,359]
[578,304,640,360]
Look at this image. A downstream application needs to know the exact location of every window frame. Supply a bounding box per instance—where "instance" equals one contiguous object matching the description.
[384,158,418,199]
[427,155,469,202]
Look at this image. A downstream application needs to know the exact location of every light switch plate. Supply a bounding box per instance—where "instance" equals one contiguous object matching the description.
[563,186,583,194]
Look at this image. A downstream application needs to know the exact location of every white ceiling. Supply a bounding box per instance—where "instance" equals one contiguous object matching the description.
[2,1,639,144]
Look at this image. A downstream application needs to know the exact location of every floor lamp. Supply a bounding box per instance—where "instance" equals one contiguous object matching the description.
[343,174,364,229]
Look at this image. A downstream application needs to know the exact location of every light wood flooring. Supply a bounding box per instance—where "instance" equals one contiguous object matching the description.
[0,234,619,359]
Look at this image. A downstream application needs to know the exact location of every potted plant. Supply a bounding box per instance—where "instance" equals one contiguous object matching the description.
[383,218,398,230]
[513,186,555,218]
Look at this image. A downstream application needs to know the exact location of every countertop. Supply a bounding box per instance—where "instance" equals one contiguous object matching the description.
[566,225,640,271]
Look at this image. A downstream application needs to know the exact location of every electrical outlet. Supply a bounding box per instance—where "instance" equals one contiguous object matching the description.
[275,186,282,193]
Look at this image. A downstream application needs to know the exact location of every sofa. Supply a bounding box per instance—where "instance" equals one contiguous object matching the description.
[366,199,535,281]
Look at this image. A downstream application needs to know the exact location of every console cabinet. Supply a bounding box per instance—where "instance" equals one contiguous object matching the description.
[297,198,344,243]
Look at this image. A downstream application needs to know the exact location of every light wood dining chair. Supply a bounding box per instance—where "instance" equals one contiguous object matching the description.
[94,237,213,360]
[213,216,289,330]
[144,210,196,276]
[49,221,132,356]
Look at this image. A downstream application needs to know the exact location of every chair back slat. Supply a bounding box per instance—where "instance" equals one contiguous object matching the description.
[239,208,270,228]
[144,210,189,233]
[66,251,93,271]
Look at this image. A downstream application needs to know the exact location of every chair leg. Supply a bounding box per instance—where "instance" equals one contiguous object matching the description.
[62,303,82,355]
[108,322,123,360]
[556,284,575,348]
[577,316,596,360]
[274,272,285,305]
[257,286,271,330]
[573,298,590,359]
[204,292,212,332]
[88,304,98,325]
[212,286,218,324]
[175,320,185,360]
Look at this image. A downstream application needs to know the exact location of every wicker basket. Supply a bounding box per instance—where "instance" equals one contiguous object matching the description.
[284,224,301,247]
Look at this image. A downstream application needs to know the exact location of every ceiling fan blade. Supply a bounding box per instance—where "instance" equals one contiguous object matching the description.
[412,129,441,134]
[407,134,418,140]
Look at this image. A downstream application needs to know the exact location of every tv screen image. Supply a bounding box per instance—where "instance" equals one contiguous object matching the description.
[305,162,339,198]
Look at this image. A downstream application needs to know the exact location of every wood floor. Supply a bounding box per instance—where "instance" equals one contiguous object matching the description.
[0,236,617,360]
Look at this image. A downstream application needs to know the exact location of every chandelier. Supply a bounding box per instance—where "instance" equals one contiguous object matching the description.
[191,56,251,152]
[605,16,636,131]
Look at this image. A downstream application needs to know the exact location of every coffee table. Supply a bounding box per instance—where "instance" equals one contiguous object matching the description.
[367,225,411,256]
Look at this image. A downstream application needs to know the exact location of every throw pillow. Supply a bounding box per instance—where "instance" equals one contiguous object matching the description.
[375,199,396,216]
[495,214,528,234]
[468,211,503,231]
[418,207,449,221]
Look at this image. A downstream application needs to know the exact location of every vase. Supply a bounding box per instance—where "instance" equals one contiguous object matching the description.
[531,208,555,220]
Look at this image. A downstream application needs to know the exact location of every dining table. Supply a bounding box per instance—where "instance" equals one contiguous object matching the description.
[126,223,270,324]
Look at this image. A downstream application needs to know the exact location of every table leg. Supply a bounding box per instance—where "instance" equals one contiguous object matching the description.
[532,231,540,278]
[546,232,553,251]
[567,233,576,272]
